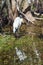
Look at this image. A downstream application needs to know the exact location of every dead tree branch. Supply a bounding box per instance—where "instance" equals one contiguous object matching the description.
[35,17,43,20]
[15,0,35,24]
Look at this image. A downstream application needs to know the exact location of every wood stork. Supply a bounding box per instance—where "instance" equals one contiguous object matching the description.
[13,16,23,34]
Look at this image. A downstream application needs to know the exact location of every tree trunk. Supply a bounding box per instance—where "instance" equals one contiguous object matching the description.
[6,0,13,20]
[11,0,18,19]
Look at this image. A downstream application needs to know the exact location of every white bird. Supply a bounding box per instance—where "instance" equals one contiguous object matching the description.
[13,16,23,34]
[27,0,31,4]
[15,47,27,61]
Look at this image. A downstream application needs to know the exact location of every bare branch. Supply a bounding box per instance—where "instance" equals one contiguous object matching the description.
[15,0,35,24]
[35,17,43,20]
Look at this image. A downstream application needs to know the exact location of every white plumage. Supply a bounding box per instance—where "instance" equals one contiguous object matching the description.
[15,47,27,61]
[13,17,23,33]
[27,0,31,4]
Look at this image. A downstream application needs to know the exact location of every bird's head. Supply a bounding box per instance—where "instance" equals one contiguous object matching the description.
[19,15,25,23]
[20,18,23,23]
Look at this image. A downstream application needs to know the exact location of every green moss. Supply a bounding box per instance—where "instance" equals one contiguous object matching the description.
[0,34,43,65]
[0,35,15,65]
